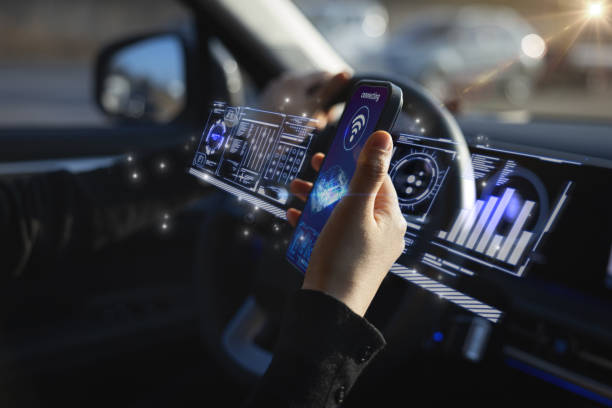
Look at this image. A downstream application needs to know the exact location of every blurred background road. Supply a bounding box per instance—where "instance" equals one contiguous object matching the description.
[0,63,105,126]
[1,0,612,127]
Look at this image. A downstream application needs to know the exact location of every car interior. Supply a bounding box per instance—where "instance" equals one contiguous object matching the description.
[0,0,611,406]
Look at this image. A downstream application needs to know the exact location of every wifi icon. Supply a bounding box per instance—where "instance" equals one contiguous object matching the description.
[344,106,370,151]
[349,114,366,142]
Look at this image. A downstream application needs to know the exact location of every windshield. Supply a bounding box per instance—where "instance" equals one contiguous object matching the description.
[294,0,612,122]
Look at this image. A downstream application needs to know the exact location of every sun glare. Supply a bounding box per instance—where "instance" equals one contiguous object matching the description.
[587,3,604,18]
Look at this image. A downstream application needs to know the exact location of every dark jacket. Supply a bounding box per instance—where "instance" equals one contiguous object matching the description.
[244,289,385,407]
[0,145,201,278]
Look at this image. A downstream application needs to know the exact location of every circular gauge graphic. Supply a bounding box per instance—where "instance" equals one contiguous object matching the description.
[343,106,369,151]
[205,119,226,155]
[390,153,439,205]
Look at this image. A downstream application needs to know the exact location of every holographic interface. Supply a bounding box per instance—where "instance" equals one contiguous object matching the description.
[190,102,318,219]
[391,134,579,322]
[189,105,588,325]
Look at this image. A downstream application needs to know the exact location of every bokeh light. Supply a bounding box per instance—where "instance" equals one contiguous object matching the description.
[587,2,604,18]
[362,11,387,38]
[521,34,547,59]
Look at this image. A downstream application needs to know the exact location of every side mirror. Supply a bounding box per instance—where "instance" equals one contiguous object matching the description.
[95,33,187,124]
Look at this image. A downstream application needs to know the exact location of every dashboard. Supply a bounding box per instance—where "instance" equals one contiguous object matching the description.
[190,102,612,324]
[390,132,612,323]
[190,101,612,403]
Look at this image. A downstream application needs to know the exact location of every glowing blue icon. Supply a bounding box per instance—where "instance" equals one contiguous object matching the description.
[287,222,319,272]
[344,106,369,151]
[205,119,226,155]
[433,331,444,343]
[311,165,348,213]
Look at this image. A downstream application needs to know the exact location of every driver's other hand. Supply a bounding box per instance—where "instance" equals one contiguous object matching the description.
[286,152,325,226]
[288,131,407,317]
[258,71,351,129]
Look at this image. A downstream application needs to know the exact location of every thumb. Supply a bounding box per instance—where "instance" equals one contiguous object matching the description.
[347,131,393,213]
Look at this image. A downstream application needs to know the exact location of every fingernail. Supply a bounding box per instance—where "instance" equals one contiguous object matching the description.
[371,132,392,152]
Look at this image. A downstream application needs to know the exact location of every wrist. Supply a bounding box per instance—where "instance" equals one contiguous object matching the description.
[301,279,372,317]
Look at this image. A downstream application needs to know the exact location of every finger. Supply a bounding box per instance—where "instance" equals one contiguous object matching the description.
[347,131,394,213]
[374,174,401,221]
[311,112,328,130]
[311,153,325,172]
[315,71,351,108]
[286,208,302,228]
[444,98,461,114]
[290,178,313,202]
[301,71,332,94]
[376,175,407,253]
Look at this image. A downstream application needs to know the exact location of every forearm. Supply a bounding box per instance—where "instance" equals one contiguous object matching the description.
[0,144,204,278]
[75,145,203,249]
[243,289,385,408]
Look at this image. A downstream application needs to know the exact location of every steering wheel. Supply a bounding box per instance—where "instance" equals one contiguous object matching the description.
[192,75,475,385]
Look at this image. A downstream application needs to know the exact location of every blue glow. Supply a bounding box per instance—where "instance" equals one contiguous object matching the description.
[504,194,522,221]
[310,165,348,213]
[433,331,444,342]
[505,358,612,407]
[210,131,222,141]
[553,339,568,354]
[204,120,226,156]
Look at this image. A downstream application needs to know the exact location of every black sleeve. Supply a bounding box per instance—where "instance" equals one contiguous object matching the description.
[243,289,386,408]
[0,144,205,279]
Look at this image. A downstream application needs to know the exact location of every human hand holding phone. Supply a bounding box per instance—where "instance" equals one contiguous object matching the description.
[286,131,407,316]
[259,71,351,129]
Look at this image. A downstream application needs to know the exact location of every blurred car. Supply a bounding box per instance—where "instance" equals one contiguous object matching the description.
[384,6,546,105]
[567,41,612,92]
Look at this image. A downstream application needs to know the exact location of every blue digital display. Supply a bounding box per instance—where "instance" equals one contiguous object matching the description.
[287,85,390,273]
[390,134,580,323]
[191,103,609,328]
[190,102,318,219]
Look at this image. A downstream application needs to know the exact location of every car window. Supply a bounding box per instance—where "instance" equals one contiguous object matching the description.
[294,0,612,122]
[0,1,189,127]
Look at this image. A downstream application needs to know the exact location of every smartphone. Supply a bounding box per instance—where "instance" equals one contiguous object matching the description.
[286,80,403,273]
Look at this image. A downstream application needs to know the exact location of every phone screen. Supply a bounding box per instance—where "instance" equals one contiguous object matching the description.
[286,84,391,273]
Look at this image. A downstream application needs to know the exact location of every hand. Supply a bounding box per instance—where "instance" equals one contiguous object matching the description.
[259,71,351,129]
[286,131,407,316]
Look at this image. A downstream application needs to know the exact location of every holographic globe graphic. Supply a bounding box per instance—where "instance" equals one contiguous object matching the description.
[205,119,226,155]
[343,106,369,151]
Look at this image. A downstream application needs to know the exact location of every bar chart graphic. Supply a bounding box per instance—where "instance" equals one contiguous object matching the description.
[437,187,537,267]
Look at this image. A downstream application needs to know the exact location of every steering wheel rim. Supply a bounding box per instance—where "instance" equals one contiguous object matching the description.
[340,74,475,210]
[192,74,476,386]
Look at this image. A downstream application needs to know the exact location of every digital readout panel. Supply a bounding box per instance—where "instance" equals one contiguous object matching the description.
[391,134,580,322]
[190,102,318,218]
